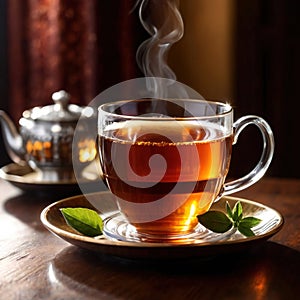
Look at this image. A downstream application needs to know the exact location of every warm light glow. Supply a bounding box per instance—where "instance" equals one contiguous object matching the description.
[33,141,43,151]
[182,199,197,228]
[43,141,51,148]
[26,140,33,153]
[252,268,268,300]
[78,139,97,162]
[169,0,235,100]
[26,139,54,161]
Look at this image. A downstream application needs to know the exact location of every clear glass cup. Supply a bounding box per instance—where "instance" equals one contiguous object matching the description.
[98,98,274,242]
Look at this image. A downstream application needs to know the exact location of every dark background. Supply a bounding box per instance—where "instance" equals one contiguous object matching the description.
[0,0,299,178]
[232,0,300,179]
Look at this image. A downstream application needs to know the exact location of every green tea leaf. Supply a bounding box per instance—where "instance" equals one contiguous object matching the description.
[197,201,262,238]
[232,201,243,223]
[239,217,262,228]
[197,211,233,233]
[226,201,233,219]
[60,207,103,237]
[238,224,255,237]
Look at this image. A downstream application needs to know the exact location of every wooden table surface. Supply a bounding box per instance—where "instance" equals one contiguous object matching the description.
[0,176,299,300]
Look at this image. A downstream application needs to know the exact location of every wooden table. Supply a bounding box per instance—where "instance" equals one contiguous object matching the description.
[0,177,299,299]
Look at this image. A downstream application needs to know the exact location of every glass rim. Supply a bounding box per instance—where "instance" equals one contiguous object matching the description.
[98,98,233,121]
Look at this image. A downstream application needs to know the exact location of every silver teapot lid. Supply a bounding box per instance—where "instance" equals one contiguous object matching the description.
[23,90,83,122]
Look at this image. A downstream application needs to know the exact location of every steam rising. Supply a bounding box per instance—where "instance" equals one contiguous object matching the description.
[135,0,184,96]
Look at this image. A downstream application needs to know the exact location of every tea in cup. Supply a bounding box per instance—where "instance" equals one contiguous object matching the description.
[98,98,274,240]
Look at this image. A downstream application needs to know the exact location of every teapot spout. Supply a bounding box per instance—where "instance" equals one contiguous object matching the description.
[0,110,25,164]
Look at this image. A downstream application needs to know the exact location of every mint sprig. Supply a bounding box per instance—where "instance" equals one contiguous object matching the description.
[60,207,103,237]
[197,201,262,237]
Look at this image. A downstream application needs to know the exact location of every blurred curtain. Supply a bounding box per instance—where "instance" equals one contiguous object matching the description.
[6,0,146,123]
[233,0,299,178]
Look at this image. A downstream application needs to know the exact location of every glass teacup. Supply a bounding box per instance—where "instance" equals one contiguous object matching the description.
[98,98,274,241]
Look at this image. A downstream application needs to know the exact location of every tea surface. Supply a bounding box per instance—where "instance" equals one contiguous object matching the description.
[99,121,232,235]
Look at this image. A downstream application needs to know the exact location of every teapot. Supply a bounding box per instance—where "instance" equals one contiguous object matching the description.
[0,90,97,180]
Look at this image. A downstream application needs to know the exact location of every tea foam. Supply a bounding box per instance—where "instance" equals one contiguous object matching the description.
[103,120,228,143]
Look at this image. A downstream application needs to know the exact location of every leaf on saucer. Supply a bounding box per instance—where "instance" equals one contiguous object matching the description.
[197,201,262,237]
[197,211,233,233]
[239,216,262,227]
[60,207,103,237]
[226,201,233,219]
[237,224,255,237]
[232,201,243,223]
[237,217,262,237]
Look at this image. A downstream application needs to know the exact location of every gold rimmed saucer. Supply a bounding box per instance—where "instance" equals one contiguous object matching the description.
[40,191,284,260]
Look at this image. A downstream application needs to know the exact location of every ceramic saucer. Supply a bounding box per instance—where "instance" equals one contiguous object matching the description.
[40,191,284,260]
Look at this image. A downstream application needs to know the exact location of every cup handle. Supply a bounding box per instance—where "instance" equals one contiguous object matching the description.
[220,115,275,197]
